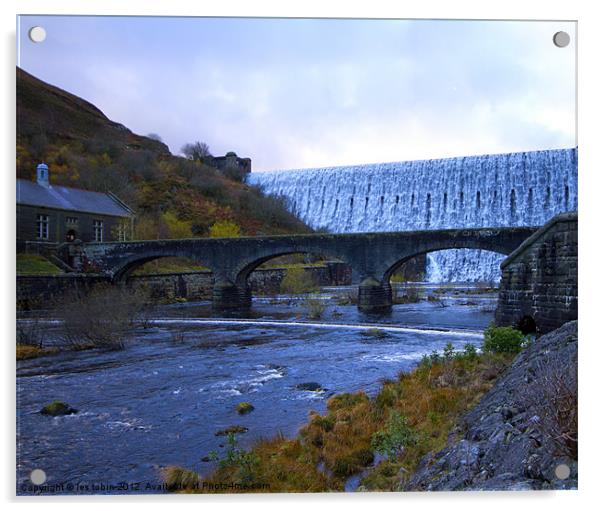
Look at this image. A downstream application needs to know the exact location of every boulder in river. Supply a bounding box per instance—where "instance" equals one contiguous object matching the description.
[40,401,78,416]
[236,402,255,414]
[295,382,323,392]
[215,425,249,436]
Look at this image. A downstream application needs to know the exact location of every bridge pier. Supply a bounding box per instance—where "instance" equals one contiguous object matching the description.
[358,277,392,313]
[212,280,252,310]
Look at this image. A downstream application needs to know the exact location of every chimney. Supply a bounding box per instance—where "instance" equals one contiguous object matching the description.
[36,163,49,187]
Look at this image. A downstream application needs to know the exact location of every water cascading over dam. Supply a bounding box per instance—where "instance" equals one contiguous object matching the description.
[248,148,578,282]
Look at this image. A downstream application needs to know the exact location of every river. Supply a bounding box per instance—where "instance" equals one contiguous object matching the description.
[16,286,496,494]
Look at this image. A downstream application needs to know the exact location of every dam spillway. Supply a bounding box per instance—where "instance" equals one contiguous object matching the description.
[248,148,578,282]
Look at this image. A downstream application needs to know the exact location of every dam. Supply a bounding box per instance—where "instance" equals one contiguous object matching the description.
[248,148,578,282]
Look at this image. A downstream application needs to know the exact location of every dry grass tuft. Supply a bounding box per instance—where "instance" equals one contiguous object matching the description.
[16,344,59,360]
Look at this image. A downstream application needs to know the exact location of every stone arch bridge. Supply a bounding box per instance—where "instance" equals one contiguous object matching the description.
[61,226,537,312]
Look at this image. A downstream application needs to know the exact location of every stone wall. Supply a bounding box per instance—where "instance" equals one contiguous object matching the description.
[17,262,352,309]
[495,212,577,335]
[126,262,351,301]
[17,274,111,310]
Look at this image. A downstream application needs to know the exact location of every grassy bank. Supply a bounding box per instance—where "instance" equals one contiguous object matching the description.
[16,344,60,360]
[164,335,519,493]
[17,254,62,275]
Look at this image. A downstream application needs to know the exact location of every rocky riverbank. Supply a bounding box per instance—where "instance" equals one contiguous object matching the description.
[406,321,578,491]
[163,321,577,493]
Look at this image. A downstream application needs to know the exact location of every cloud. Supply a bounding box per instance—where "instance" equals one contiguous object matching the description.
[18,16,576,171]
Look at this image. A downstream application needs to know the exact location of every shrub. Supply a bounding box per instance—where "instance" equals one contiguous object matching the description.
[462,343,478,360]
[371,411,418,460]
[209,433,260,484]
[482,324,526,354]
[162,211,194,239]
[16,317,46,347]
[531,356,578,459]
[55,285,148,350]
[280,267,319,295]
[326,391,368,411]
[393,285,421,304]
[375,383,398,410]
[303,295,326,319]
[310,414,335,432]
[240,187,310,235]
[209,220,241,238]
[443,342,455,360]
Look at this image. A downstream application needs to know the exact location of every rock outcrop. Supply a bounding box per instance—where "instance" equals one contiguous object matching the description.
[407,321,577,491]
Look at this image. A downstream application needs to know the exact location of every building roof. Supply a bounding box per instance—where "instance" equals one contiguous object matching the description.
[16,179,133,218]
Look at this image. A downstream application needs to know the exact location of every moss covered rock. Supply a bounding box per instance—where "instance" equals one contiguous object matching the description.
[295,382,323,392]
[40,401,77,416]
[215,425,249,436]
[236,402,255,414]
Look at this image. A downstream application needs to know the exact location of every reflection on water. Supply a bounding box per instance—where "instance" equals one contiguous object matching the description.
[17,290,496,494]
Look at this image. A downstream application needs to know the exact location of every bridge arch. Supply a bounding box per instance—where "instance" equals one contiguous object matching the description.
[111,252,213,282]
[379,235,518,284]
[234,249,351,288]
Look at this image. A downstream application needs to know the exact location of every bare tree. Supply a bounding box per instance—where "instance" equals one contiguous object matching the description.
[55,285,150,350]
[181,141,212,161]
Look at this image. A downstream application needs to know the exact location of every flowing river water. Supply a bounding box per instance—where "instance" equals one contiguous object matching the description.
[17,286,496,494]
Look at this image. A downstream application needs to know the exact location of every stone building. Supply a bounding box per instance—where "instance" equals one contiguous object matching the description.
[210,152,251,174]
[17,163,134,249]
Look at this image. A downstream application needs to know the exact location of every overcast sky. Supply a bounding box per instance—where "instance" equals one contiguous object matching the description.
[18,16,576,171]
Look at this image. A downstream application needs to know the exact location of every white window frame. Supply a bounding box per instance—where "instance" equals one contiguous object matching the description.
[36,214,49,240]
[117,222,128,242]
[93,220,104,242]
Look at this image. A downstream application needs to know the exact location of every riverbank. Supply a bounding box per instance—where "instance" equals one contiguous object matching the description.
[408,320,577,490]
[17,295,491,494]
[163,321,577,492]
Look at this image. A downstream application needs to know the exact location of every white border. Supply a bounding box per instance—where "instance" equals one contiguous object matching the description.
[3,1,600,510]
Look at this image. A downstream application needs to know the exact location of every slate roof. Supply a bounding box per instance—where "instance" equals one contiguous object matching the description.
[16,179,133,218]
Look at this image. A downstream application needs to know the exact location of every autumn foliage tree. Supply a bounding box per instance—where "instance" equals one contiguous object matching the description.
[209,221,241,238]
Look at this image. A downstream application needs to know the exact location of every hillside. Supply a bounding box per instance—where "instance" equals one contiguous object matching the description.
[16,67,311,239]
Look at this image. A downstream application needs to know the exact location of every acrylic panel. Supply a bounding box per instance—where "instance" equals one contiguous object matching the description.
[16,16,577,495]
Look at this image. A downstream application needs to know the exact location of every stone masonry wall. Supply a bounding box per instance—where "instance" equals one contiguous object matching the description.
[495,213,577,335]
[17,262,352,309]
[126,262,350,302]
